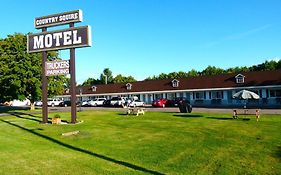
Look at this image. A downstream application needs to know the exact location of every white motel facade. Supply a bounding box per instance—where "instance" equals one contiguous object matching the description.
[57,69,281,108]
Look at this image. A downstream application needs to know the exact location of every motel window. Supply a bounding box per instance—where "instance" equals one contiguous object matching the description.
[179,92,184,97]
[194,92,205,100]
[270,89,281,97]
[211,91,224,99]
[155,94,163,99]
[236,78,244,83]
[167,93,175,100]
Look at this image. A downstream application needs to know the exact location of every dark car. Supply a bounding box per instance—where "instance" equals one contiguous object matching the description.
[166,97,189,107]
[59,100,71,107]
[102,99,111,107]
[152,98,168,107]
[59,100,80,107]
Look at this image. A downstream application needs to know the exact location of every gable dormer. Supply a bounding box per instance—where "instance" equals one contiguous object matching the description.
[235,74,245,84]
[172,79,179,87]
[91,86,97,92]
[126,83,132,90]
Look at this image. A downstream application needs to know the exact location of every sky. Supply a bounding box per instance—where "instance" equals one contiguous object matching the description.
[1,0,281,84]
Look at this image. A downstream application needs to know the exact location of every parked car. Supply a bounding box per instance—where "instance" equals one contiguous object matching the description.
[87,98,106,106]
[47,98,63,107]
[59,100,80,107]
[59,100,71,107]
[129,100,145,107]
[166,97,190,107]
[152,98,168,107]
[102,99,111,107]
[81,100,91,107]
[10,99,31,106]
[110,97,127,107]
[34,100,42,106]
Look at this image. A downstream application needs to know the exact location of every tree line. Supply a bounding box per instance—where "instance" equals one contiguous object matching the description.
[81,68,137,86]
[144,60,281,80]
[82,59,281,85]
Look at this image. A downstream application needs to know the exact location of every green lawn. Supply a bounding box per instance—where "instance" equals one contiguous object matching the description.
[0,110,280,175]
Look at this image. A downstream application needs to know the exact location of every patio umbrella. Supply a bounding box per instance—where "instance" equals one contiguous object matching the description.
[233,89,260,109]
[232,90,260,100]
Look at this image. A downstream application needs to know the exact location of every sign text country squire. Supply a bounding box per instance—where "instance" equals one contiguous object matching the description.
[35,10,83,29]
[27,26,91,53]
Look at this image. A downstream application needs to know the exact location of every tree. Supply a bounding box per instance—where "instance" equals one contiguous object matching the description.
[187,69,199,77]
[82,77,101,86]
[0,33,66,109]
[277,59,281,69]
[100,68,113,84]
[177,71,188,78]
[201,66,225,76]
[167,72,178,79]
[113,74,136,83]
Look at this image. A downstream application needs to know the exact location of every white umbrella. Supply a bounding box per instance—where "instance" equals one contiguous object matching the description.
[233,90,260,100]
[233,89,260,109]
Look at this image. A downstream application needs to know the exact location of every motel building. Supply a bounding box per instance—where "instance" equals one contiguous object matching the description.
[57,69,281,108]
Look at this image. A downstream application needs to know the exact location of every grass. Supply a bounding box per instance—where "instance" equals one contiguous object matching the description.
[0,110,280,175]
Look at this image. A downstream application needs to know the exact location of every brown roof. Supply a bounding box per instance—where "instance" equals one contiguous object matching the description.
[71,69,281,95]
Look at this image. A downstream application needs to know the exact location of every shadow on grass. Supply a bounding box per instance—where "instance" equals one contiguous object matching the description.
[275,146,281,159]
[0,106,30,113]
[206,116,251,121]
[173,114,203,118]
[206,116,234,120]
[0,118,164,175]
[7,112,53,124]
[118,113,128,116]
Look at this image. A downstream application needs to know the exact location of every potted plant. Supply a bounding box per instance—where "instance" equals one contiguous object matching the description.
[52,114,61,124]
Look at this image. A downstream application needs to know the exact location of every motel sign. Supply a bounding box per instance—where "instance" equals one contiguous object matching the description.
[27,10,91,124]
[27,26,91,53]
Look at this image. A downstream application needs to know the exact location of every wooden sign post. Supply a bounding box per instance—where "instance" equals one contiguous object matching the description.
[27,10,92,124]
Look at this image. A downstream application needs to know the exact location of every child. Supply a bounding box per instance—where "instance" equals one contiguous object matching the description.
[233,110,238,119]
[255,109,260,122]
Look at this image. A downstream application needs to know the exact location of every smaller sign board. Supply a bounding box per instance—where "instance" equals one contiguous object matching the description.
[46,60,69,76]
[27,26,92,53]
[35,10,83,29]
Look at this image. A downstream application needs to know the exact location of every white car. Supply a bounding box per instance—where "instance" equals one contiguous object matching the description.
[81,100,91,106]
[88,98,106,106]
[110,97,127,106]
[11,99,31,106]
[34,101,42,106]
[129,100,145,107]
[47,98,63,107]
